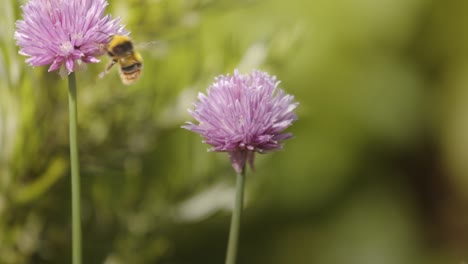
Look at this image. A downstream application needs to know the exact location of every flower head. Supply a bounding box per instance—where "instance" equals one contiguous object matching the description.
[183,69,298,173]
[15,0,127,76]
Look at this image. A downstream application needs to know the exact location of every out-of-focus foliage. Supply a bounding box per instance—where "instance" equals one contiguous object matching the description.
[1,0,468,263]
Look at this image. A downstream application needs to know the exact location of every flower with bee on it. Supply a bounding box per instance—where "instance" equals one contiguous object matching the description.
[14,0,127,78]
[183,69,299,173]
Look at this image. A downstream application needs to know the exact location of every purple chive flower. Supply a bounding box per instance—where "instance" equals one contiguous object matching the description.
[14,0,126,76]
[183,69,298,174]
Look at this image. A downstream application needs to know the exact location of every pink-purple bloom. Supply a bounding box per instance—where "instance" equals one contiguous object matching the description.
[15,0,126,75]
[183,69,298,174]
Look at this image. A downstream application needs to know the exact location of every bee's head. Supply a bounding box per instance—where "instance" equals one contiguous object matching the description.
[109,35,134,56]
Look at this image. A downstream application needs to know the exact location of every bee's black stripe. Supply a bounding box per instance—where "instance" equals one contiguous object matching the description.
[121,63,142,73]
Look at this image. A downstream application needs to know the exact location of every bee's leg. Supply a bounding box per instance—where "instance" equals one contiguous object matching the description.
[98,59,118,79]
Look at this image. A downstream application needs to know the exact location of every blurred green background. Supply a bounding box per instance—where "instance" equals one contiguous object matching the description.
[2,0,468,263]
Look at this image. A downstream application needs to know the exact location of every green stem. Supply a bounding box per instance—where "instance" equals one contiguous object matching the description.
[68,72,82,264]
[225,167,246,264]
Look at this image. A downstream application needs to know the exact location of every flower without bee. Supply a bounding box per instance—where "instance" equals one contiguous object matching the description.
[183,69,298,173]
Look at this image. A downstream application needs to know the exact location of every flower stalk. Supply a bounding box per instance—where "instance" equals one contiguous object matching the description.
[14,1,128,262]
[225,166,246,264]
[183,69,298,264]
[68,72,82,264]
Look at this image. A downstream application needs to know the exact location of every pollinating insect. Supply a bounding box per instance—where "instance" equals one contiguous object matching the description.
[99,35,143,85]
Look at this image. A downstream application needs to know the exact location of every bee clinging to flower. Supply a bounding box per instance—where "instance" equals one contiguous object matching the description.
[99,35,143,85]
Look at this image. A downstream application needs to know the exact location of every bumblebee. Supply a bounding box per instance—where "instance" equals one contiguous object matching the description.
[99,35,143,85]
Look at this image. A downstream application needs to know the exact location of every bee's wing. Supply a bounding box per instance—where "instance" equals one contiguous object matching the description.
[134,41,162,50]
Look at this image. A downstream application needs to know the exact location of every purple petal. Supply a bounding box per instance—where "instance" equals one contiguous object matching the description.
[48,58,64,72]
[228,150,247,174]
[65,58,74,73]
